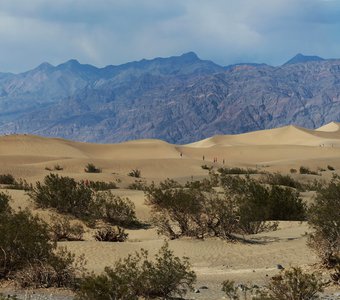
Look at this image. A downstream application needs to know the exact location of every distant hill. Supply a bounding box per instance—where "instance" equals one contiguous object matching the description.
[1,52,340,143]
[283,53,324,65]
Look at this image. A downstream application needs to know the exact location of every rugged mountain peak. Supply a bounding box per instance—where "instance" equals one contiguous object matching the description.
[57,59,81,69]
[283,53,324,66]
[34,62,54,72]
[2,53,340,144]
[178,51,200,62]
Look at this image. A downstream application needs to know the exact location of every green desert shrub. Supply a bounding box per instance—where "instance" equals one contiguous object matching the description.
[184,178,214,192]
[49,215,84,241]
[266,267,325,300]
[307,176,340,270]
[221,280,270,300]
[127,179,147,190]
[0,173,16,185]
[94,226,128,242]
[221,175,306,234]
[299,166,319,176]
[221,280,239,299]
[76,242,196,300]
[0,174,31,190]
[29,174,94,219]
[9,178,32,190]
[218,167,261,175]
[147,174,306,238]
[84,163,101,173]
[259,172,303,191]
[0,194,85,287]
[327,165,335,171]
[54,164,63,171]
[128,168,141,178]
[221,267,325,300]
[0,209,54,278]
[92,191,138,228]
[146,180,239,240]
[15,247,86,289]
[87,180,117,191]
[29,174,139,228]
[145,181,202,239]
[0,192,11,215]
[267,186,306,221]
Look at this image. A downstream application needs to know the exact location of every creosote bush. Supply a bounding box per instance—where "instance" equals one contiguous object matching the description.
[86,180,117,191]
[290,168,297,174]
[221,267,325,300]
[49,215,84,241]
[92,191,138,228]
[29,174,93,219]
[76,242,196,300]
[128,168,141,178]
[300,166,319,176]
[221,280,269,300]
[307,175,340,277]
[221,175,306,234]
[15,247,86,289]
[94,226,128,242]
[327,165,335,171]
[146,179,239,240]
[218,167,262,175]
[0,174,32,191]
[259,172,303,191]
[127,179,147,190]
[0,192,11,215]
[0,196,82,288]
[146,175,307,239]
[0,173,16,185]
[29,174,139,228]
[267,267,325,300]
[0,209,54,278]
[84,163,101,173]
[54,164,63,171]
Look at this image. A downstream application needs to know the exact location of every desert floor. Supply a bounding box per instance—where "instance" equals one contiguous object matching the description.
[1,123,340,299]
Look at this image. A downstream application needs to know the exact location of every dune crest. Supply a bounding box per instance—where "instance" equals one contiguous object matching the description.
[187,124,340,148]
[315,121,340,132]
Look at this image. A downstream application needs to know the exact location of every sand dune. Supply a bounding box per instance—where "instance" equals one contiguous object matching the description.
[1,123,339,299]
[1,122,340,183]
[188,124,340,148]
[316,121,340,132]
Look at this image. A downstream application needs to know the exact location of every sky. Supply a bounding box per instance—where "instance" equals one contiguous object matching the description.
[1,0,340,73]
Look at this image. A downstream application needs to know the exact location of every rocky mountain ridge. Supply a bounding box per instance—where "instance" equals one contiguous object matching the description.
[1,52,340,143]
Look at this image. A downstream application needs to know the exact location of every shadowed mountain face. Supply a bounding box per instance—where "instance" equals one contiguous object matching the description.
[1,52,340,144]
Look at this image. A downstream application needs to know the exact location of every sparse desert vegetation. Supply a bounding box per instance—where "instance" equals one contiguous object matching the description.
[84,163,101,173]
[76,242,196,300]
[1,127,340,299]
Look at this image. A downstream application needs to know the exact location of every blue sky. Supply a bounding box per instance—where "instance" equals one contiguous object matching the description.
[1,0,340,72]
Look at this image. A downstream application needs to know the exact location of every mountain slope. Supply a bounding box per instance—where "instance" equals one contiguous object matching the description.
[2,53,340,143]
[283,53,324,65]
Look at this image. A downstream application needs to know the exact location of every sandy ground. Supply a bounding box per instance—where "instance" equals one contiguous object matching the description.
[1,122,340,299]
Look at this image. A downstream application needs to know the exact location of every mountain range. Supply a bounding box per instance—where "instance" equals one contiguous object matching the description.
[1,52,340,144]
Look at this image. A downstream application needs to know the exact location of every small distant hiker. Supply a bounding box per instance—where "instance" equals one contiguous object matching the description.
[223,159,225,165]
[203,155,205,161]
